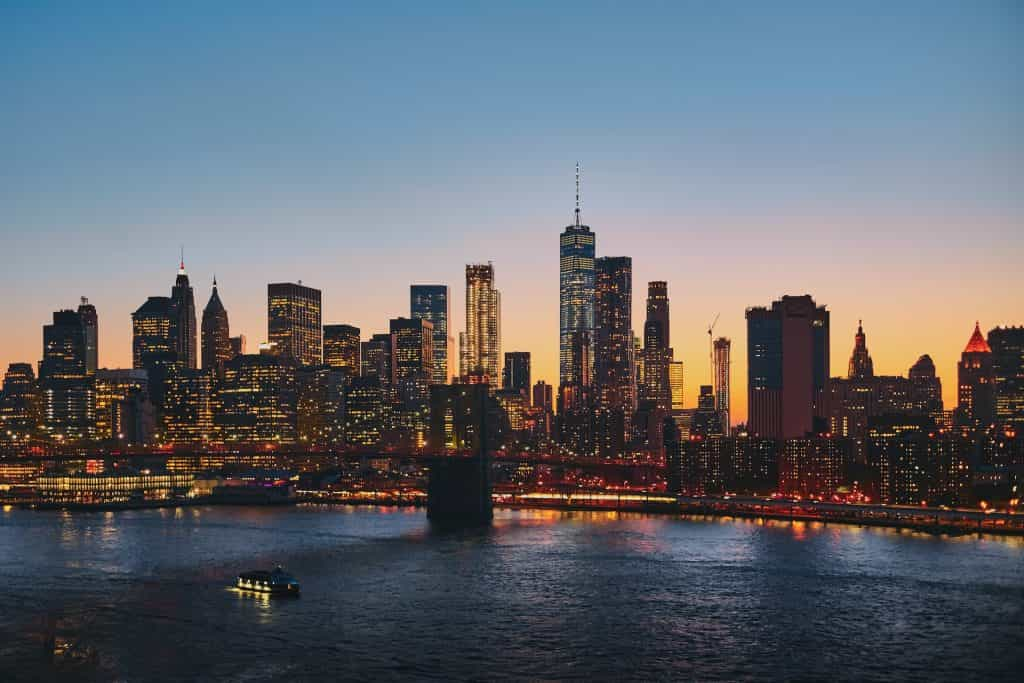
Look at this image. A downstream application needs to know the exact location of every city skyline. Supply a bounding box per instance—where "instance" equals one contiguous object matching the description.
[2,2,1022,424]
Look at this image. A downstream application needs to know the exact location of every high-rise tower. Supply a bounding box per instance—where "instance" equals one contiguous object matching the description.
[462,264,500,382]
[410,284,452,384]
[847,320,874,379]
[324,324,361,373]
[640,281,672,412]
[713,337,731,435]
[77,297,98,374]
[559,163,595,387]
[594,256,634,423]
[746,295,830,439]
[989,326,1024,427]
[171,257,198,370]
[201,277,232,371]
[957,322,995,427]
[268,282,322,366]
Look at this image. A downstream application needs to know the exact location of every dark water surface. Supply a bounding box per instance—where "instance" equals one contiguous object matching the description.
[1,505,1022,681]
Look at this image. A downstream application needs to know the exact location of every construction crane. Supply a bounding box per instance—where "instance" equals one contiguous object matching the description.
[707,313,720,387]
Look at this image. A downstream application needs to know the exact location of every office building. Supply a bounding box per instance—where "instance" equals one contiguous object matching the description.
[40,309,95,442]
[296,365,347,447]
[713,337,731,435]
[324,324,360,373]
[533,381,553,411]
[559,164,595,387]
[171,260,198,369]
[640,281,672,412]
[746,295,830,439]
[0,363,40,444]
[411,285,452,384]
[345,376,386,447]
[669,361,684,412]
[502,352,531,396]
[94,369,153,445]
[201,278,232,372]
[957,322,995,427]
[268,282,322,366]
[214,354,297,444]
[161,368,212,445]
[462,264,500,382]
[132,297,174,371]
[229,335,246,357]
[77,297,98,374]
[989,326,1024,427]
[594,256,634,430]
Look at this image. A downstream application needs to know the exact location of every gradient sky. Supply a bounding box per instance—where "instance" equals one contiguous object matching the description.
[2,1,1022,423]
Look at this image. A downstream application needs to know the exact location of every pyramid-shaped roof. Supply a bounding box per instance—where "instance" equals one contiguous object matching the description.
[964,321,991,354]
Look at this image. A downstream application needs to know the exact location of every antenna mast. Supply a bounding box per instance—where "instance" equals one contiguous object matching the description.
[574,161,581,226]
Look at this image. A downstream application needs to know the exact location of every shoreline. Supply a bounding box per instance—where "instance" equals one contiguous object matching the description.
[11,494,1020,537]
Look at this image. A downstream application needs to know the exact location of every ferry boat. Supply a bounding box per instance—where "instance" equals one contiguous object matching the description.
[235,566,300,596]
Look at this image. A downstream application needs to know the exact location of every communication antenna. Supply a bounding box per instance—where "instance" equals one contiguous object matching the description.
[575,161,581,226]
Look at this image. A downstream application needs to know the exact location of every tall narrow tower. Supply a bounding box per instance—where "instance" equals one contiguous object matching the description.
[463,264,500,382]
[201,277,232,371]
[171,253,198,370]
[77,297,98,374]
[713,337,731,435]
[559,163,595,388]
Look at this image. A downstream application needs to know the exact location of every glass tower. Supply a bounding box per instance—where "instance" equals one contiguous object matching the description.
[559,164,595,387]
[410,284,452,385]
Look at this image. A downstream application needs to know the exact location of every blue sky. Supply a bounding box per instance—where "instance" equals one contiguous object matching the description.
[2,1,1021,418]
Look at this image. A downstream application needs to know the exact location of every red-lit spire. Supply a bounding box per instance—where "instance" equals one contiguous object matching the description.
[964,321,991,354]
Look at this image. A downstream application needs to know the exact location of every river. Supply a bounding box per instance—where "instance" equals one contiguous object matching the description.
[1,505,1022,681]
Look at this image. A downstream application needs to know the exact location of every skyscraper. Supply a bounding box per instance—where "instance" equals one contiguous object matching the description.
[594,256,634,419]
[410,284,452,384]
[713,337,731,435]
[77,297,97,375]
[533,380,553,411]
[746,295,830,439]
[268,282,322,366]
[957,322,995,427]
[669,361,684,412]
[361,332,393,394]
[641,281,672,412]
[324,324,361,373]
[390,317,434,445]
[170,259,198,370]
[462,264,500,382]
[201,278,231,372]
[214,354,297,444]
[989,326,1024,428]
[847,321,873,378]
[502,352,531,395]
[390,317,434,384]
[39,309,95,442]
[0,363,40,443]
[559,163,595,387]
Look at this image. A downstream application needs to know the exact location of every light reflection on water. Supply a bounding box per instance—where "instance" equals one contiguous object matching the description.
[0,505,1021,681]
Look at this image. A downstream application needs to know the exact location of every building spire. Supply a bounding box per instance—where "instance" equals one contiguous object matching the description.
[179,245,186,274]
[574,161,581,226]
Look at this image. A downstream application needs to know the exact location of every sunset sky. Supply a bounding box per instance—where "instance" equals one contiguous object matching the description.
[2,1,1022,423]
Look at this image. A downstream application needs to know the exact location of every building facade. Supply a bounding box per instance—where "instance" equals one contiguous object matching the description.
[268,282,322,366]
[201,278,232,372]
[559,169,595,387]
[462,264,500,382]
[746,295,830,439]
[957,322,995,427]
[323,324,360,374]
[410,285,452,385]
